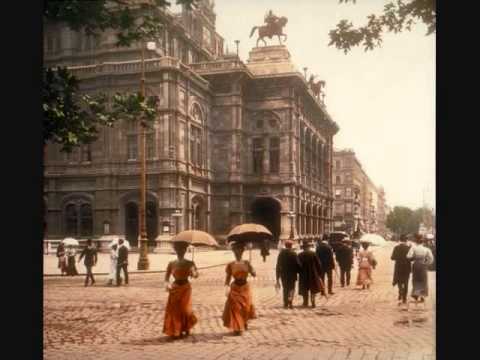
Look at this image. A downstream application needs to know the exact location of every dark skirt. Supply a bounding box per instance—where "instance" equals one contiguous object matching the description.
[66,256,78,276]
[411,261,428,297]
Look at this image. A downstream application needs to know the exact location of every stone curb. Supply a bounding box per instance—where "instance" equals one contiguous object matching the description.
[43,262,230,278]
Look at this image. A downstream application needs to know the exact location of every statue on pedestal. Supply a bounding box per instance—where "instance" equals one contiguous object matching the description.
[250,10,288,47]
[308,75,326,102]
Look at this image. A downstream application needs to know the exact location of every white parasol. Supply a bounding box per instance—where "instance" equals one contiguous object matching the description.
[360,233,388,247]
[62,237,79,246]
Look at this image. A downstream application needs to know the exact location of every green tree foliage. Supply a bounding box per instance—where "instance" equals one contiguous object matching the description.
[386,205,434,235]
[43,0,196,152]
[43,67,158,152]
[329,0,436,53]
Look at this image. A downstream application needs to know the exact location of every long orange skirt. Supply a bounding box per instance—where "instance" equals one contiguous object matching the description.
[222,282,256,331]
[163,283,197,337]
[356,266,373,286]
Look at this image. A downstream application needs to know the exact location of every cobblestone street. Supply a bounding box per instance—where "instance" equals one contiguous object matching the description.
[44,243,435,360]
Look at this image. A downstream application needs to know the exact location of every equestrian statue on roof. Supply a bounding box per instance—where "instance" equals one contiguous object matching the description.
[250,10,288,47]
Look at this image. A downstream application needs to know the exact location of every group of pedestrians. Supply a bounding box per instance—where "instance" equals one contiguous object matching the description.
[55,238,130,287]
[275,235,377,309]
[391,233,434,305]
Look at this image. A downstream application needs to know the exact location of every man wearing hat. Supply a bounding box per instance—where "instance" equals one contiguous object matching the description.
[315,236,335,295]
[298,240,324,308]
[276,240,301,309]
[335,237,354,287]
[391,234,412,304]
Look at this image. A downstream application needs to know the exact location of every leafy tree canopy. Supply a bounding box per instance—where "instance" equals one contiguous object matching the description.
[329,0,436,53]
[386,205,434,236]
[43,67,158,152]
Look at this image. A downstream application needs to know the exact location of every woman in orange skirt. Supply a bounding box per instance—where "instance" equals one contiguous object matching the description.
[163,242,199,339]
[356,241,377,290]
[222,241,257,336]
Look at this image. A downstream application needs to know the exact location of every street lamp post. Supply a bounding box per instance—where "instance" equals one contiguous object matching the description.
[137,41,156,271]
[303,67,308,79]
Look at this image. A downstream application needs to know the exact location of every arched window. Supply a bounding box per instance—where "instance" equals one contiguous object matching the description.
[80,204,93,237]
[269,137,280,174]
[65,204,78,236]
[190,104,203,167]
[64,200,93,237]
[253,138,264,174]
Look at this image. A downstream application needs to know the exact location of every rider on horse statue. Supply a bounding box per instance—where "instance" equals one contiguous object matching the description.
[264,10,279,31]
[250,10,288,47]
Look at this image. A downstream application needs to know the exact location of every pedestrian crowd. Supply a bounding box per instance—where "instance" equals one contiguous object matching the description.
[56,238,130,287]
[53,231,434,340]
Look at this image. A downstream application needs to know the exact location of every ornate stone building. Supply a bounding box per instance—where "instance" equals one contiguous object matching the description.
[44,2,338,248]
[332,149,385,235]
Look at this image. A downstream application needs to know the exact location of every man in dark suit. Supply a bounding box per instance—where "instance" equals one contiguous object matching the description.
[116,239,129,286]
[316,237,335,295]
[276,240,301,308]
[391,234,412,304]
[78,238,98,286]
[298,241,324,308]
[335,238,354,287]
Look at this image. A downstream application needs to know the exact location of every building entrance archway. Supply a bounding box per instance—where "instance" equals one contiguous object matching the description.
[250,196,282,243]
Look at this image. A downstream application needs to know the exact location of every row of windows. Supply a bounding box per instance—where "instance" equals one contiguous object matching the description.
[335,158,353,169]
[335,187,353,198]
[335,173,353,184]
[334,203,353,215]
[252,137,280,174]
[65,146,92,163]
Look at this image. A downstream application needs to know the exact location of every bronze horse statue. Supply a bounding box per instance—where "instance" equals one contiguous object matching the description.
[250,16,288,47]
[308,75,326,100]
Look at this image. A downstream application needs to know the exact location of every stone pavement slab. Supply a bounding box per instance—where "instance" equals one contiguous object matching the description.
[44,243,435,360]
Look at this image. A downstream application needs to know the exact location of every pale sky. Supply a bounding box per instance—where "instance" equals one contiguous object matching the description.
[174,1,436,210]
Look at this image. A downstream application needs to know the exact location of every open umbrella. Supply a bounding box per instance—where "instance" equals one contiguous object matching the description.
[227,223,272,243]
[227,223,273,262]
[170,230,218,260]
[62,237,79,246]
[360,233,387,247]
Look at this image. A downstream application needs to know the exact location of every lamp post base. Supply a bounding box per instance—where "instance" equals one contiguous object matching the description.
[137,238,150,270]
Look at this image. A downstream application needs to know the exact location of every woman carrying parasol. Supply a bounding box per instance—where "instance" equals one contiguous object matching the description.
[222,241,257,336]
[163,230,217,339]
[356,240,377,290]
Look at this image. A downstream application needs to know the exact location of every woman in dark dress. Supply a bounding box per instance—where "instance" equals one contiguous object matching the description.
[298,241,324,308]
[65,245,78,276]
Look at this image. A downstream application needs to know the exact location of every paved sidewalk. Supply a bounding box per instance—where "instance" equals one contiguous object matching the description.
[44,243,435,359]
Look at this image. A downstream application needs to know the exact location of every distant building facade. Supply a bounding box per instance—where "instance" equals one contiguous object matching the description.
[332,149,387,235]
[43,2,339,248]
